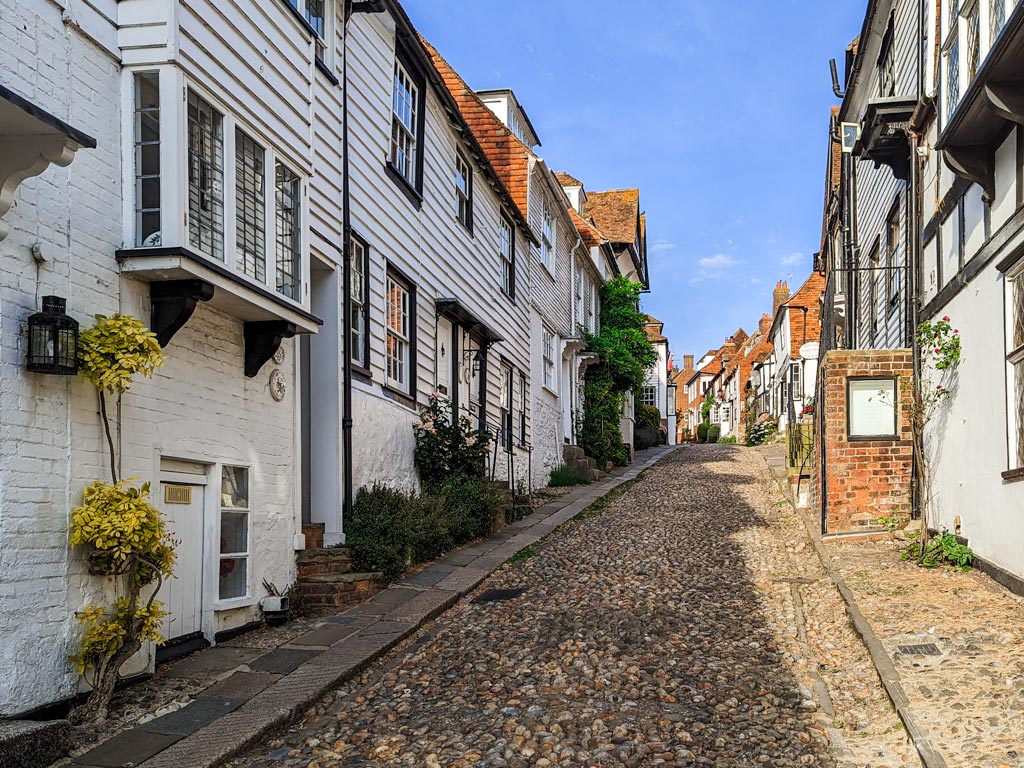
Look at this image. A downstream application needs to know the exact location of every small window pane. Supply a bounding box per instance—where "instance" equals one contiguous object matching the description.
[220,511,248,554]
[848,378,898,438]
[275,163,301,299]
[350,240,366,366]
[134,72,161,247]
[236,130,266,282]
[219,557,247,600]
[187,91,225,260]
[222,465,249,508]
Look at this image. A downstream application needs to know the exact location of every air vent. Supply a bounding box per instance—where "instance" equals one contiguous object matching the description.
[897,643,941,656]
[164,484,192,505]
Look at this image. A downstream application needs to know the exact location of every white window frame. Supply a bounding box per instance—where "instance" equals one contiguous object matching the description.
[386,271,412,393]
[391,60,419,187]
[542,328,555,391]
[133,71,162,247]
[540,203,555,273]
[500,363,513,448]
[1005,268,1024,471]
[641,386,657,408]
[218,465,251,604]
[288,0,332,64]
[274,161,301,300]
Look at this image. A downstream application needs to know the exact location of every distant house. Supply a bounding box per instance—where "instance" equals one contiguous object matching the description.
[766,274,825,431]
[642,316,675,445]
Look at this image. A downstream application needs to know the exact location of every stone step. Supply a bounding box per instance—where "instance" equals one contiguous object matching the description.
[562,445,585,463]
[296,547,353,563]
[298,571,383,585]
[0,719,69,768]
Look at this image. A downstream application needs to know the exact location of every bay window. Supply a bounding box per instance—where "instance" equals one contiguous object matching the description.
[130,71,308,307]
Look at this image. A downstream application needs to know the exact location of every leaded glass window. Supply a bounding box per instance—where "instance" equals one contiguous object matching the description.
[274,163,300,299]
[991,0,1007,41]
[235,130,266,282]
[966,1,981,80]
[188,91,225,260]
[500,217,514,298]
[134,72,161,247]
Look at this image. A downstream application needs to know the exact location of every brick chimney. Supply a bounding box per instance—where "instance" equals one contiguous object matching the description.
[683,354,694,371]
[772,281,790,317]
[759,313,772,335]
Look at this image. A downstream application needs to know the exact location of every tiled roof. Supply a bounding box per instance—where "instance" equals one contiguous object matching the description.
[554,171,583,187]
[584,189,640,245]
[420,37,532,227]
[786,271,826,358]
[569,207,603,249]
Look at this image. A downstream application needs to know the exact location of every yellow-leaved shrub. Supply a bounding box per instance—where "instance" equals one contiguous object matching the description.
[78,313,164,394]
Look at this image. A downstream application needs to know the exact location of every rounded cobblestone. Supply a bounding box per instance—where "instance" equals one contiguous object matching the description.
[231,446,911,767]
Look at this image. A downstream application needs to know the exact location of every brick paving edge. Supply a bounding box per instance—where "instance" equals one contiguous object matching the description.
[137,446,681,768]
[755,449,948,768]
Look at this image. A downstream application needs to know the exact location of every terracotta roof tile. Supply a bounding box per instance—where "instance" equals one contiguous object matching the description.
[554,171,583,187]
[570,207,603,249]
[420,37,532,225]
[584,188,640,245]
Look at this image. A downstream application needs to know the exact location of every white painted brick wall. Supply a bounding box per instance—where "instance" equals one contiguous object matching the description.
[1,1,301,716]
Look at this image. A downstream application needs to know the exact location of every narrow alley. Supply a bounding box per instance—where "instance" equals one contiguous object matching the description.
[224,446,917,768]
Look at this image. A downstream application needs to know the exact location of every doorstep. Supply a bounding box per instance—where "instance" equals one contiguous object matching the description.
[64,445,679,768]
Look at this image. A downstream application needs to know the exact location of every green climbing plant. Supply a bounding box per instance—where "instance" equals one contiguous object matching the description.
[579,277,658,467]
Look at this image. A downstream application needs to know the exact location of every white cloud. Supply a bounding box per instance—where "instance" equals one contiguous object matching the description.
[779,251,805,268]
[650,240,675,254]
[689,253,739,284]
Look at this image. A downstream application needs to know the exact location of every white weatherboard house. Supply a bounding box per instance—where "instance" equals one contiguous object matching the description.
[916,0,1024,588]
[642,316,676,445]
[0,0,328,715]
[0,0,659,721]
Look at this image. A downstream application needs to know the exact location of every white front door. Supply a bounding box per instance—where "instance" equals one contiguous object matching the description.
[159,480,205,641]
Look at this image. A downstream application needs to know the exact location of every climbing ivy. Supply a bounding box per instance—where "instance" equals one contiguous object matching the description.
[580,277,657,467]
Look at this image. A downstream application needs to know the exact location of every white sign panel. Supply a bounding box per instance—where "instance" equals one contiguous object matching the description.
[848,378,897,438]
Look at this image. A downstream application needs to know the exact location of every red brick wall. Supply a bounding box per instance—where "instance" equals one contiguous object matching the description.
[813,349,914,534]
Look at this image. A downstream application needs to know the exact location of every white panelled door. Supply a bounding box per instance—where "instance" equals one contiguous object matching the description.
[159,480,205,641]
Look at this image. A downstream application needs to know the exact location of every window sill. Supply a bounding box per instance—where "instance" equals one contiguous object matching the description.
[383,385,418,411]
[351,362,373,383]
[1001,467,1024,482]
[457,216,474,237]
[384,162,423,209]
[315,57,339,86]
[542,384,558,396]
[214,596,256,611]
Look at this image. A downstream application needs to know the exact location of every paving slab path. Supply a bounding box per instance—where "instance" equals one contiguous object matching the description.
[224,445,919,768]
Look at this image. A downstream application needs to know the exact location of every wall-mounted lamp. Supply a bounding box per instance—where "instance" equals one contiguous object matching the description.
[472,348,485,377]
[26,295,79,375]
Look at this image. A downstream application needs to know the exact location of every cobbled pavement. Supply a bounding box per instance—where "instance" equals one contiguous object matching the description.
[228,446,920,767]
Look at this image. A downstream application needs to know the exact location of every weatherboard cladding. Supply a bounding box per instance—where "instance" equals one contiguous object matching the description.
[344,12,532,427]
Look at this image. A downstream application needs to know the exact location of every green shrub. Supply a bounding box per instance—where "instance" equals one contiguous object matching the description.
[438,474,503,544]
[348,485,416,581]
[635,403,661,430]
[902,530,974,571]
[696,423,709,443]
[707,425,721,443]
[549,464,590,487]
[719,436,737,444]
[413,395,492,491]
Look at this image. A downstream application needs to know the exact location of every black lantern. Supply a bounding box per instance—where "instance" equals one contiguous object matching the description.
[27,296,79,375]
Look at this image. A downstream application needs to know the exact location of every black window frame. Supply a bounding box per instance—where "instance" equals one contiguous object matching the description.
[386,41,427,204]
[454,149,473,233]
[499,214,516,300]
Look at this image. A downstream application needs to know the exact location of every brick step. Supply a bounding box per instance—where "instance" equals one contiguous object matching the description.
[297,547,353,562]
[292,572,385,612]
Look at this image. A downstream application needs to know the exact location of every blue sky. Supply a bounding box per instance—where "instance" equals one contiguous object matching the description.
[406,0,866,361]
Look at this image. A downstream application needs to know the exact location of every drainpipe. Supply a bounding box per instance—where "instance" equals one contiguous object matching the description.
[341,0,385,529]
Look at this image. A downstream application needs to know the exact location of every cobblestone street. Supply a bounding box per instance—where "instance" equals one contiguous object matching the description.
[227,446,917,768]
